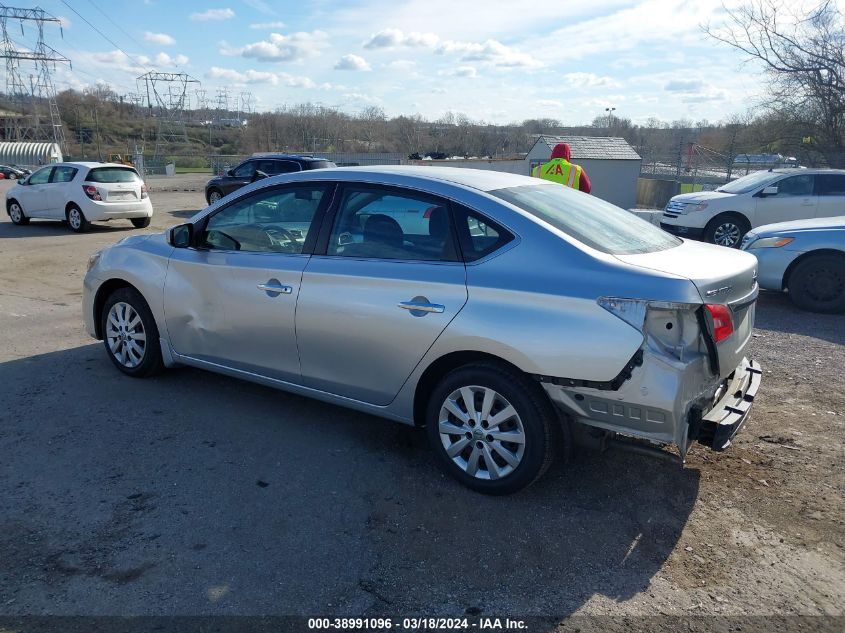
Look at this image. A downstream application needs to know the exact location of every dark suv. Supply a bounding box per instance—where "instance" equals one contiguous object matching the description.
[205,154,336,204]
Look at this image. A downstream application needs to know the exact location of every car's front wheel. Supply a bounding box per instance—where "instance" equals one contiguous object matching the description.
[207,188,223,204]
[101,287,164,377]
[8,200,29,225]
[131,217,151,229]
[704,213,749,248]
[788,254,845,313]
[66,205,90,233]
[426,363,565,494]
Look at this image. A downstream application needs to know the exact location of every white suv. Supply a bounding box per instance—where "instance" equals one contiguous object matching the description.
[660,168,845,248]
[5,162,152,233]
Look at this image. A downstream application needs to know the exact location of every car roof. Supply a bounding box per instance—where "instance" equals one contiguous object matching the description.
[769,168,845,175]
[43,162,135,169]
[250,153,330,162]
[268,165,537,192]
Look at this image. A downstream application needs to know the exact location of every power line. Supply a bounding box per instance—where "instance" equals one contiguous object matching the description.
[58,0,149,71]
[85,0,162,64]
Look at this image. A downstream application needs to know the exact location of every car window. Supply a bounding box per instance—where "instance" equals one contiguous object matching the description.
[86,167,141,183]
[200,185,327,253]
[51,166,78,183]
[327,187,459,261]
[232,161,255,178]
[306,160,335,170]
[775,174,814,196]
[27,167,53,185]
[262,160,300,175]
[453,206,513,262]
[492,184,681,255]
[816,174,845,196]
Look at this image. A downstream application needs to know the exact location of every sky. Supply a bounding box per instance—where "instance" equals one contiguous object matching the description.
[16,0,789,124]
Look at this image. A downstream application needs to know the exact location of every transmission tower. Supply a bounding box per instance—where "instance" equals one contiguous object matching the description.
[0,5,70,148]
[238,91,254,121]
[137,71,199,158]
[214,87,229,127]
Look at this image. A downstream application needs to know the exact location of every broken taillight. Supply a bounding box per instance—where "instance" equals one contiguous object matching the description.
[705,304,734,343]
[83,185,101,201]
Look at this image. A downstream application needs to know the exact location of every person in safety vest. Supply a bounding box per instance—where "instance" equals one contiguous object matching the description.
[532,143,591,193]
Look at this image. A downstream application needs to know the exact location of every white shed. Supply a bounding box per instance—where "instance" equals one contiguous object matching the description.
[0,142,63,168]
[526,135,641,209]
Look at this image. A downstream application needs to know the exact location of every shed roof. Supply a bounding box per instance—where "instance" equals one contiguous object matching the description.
[533,135,641,161]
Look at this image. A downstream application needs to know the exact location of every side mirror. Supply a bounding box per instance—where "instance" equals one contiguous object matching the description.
[252,170,268,182]
[225,168,234,177]
[167,223,193,248]
[18,177,28,185]
[759,185,778,197]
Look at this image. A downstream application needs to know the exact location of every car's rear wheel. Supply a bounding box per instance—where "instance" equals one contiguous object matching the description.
[425,363,564,494]
[131,216,151,229]
[704,213,749,248]
[101,287,163,377]
[8,200,29,225]
[788,254,845,313]
[66,205,90,233]
[207,188,223,204]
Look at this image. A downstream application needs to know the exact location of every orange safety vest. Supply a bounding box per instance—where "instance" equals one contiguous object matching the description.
[532,158,584,190]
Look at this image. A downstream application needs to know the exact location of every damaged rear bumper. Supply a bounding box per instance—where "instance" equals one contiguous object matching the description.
[695,358,762,451]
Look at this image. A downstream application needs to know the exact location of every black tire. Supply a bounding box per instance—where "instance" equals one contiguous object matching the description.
[703,213,749,248]
[66,204,90,233]
[207,188,223,205]
[787,254,845,313]
[100,287,164,378]
[131,216,151,229]
[8,199,29,225]
[425,362,567,495]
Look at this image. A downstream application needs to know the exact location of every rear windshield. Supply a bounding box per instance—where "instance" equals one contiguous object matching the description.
[491,184,681,255]
[86,167,141,183]
[305,160,335,170]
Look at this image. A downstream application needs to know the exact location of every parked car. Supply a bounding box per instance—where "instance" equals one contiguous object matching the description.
[741,215,845,313]
[660,168,845,248]
[84,167,761,494]
[5,162,152,232]
[0,164,29,180]
[205,154,336,204]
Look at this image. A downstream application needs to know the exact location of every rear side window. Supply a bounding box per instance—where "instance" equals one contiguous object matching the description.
[453,205,513,262]
[816,174,845,196]
[51,166,78,183]
[492,184,680,255]
[257,160,300,175]
[86,167,141,183]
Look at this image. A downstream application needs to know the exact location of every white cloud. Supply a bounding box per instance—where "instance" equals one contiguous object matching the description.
[190,8,235,21]
[386,59,416,70]
[144,31,175,46]
[207,66,318,88]
[363,28,540,68]
[91,50,131,65]
[250,21,285,29]
[561,72,621,88]
[154,52,189,67]
[665,79,706,92]
[334,54,371,71]
[57,15,72,28]
[439,65,477,77]
[538,99,562,107]
[221,31,330,62]
[342,92,382,104]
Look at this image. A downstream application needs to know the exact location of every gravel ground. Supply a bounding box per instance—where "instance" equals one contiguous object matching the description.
[0,176,842,625]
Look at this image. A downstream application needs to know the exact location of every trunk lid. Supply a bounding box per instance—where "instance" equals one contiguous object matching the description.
[615,240,759,378]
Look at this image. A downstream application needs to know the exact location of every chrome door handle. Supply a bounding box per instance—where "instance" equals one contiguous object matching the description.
[257,282,293,295]
[398,300,445,314]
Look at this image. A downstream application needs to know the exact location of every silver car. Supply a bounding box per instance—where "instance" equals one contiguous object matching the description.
[742,215,845,313]
[83,167,762,494]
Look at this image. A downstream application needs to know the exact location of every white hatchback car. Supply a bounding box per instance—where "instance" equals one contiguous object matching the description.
[660,168,845,248]
[5,162,152,232]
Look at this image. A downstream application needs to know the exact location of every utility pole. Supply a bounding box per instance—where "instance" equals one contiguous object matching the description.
[0,5,70,150]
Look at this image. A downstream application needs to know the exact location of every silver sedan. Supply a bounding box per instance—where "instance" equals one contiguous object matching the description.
[83,167,762,494]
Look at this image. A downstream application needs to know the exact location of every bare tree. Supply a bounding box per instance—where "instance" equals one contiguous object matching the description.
[706,0,845,165]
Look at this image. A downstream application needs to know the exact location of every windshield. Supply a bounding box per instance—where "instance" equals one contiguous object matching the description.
[716,171,780,194]
[492,184,681,255]
[86,167,141,183]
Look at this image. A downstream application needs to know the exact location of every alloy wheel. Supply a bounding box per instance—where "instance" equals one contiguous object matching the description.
[209,191,222,204]
[438,385,526,481]
[713,222,741,247]
[68,208,82,230]
[106,302,147,368]
[9,203,22,223]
